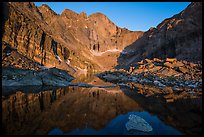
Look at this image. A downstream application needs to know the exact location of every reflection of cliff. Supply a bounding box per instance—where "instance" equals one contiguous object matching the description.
[119,85,202,135]
[2,86,143,135]
[2,84,201,135]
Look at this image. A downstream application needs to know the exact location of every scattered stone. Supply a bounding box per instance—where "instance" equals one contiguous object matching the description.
[129,66,135,73]
[137,60,144,65]
[189,62,197,68]
[188,91,196,94]
[153,80,165,87]
[178,67,189,74]
[164,62,174,68]
[153,58,163,63]
[188,84,197,88]
[163,94,174,99]
[166,98,174,103]
[144,59,152,64]
[166,58,177,63]
[161,69,179,77]
[148,63,154,69]
[139,65,145,69]
[148,66,162,72]
[172,61,184,67]
[163,86,174,94]
[97,58,202,100]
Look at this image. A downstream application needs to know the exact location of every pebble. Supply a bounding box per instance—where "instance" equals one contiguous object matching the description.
[188,84,197,88]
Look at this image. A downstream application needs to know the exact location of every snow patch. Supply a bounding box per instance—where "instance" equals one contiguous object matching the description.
[56,55,62,62]
[91,49,122,56]
[75,66,87,74]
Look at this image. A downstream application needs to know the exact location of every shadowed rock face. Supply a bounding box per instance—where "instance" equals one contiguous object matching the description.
[2,67,74,86]
[2,2,143,72]
[117,2,202,69]
[2,3,74,72]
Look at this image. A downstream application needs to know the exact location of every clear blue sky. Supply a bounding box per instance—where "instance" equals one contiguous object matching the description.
[35,2,191,31]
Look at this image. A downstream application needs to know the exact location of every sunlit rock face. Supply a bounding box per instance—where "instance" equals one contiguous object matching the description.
[2,2,143,72]
[2,3,73,72]
[117,2,202,69]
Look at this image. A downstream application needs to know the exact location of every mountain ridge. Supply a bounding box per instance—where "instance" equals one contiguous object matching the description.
[117,2,202,69]
[2,2,143,73]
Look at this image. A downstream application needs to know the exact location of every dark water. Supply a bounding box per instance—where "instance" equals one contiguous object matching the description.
[2,73,202,135]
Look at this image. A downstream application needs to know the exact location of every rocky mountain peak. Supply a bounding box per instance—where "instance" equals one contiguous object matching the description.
[79,12,87,19]
[2,2,143,72]
[117,2,202,69]
[38,4,57,16]
[9,2,43,21]
[61,9,78,19]
[89,12,110,21]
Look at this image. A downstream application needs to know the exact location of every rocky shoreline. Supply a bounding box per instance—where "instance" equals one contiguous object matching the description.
[2,67,74,86]
[2,67,118,89]
[97,58,202,102]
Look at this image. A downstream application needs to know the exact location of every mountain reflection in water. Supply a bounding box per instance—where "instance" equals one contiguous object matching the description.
[2,74,202,135]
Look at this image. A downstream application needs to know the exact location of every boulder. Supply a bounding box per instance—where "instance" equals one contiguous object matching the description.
[132,69,144,74]
[153,80,165,87]
[189,62,197,68]
[188,84,197,88]
[166,98,174,103]
[172,61,184,67]
[161,69,180,77]
[129,66,135,73]
[147,63,154,69]
[148,66,162,73]
[153,58,163,63]
[178,67,189,74]
[2,67,74,86]
[144,59,152,64]
[139,65,145,69]
[137,60,144,65]
[164,62,174,68]
[125,114,153,132]
[163,86,174,94]
[166,58,177,63]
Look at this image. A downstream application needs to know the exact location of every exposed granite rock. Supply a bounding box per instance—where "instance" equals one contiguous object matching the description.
[2,41,42,70]
[2,67,74,86]
[97,58,202,101]
[117,2,202,69]
[2,3,77,72]
[2,2,144,73]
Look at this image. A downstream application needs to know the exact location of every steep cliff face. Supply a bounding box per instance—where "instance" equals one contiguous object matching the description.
[39,6,143,52]
[2,2,143,72]
[117,2,202,69]
[2,3,100,72]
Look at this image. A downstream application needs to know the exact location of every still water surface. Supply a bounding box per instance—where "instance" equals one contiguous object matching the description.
[2,73,202,135]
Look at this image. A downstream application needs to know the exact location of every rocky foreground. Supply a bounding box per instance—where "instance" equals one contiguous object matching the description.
[2,67,74,86]
[97,58,202,102]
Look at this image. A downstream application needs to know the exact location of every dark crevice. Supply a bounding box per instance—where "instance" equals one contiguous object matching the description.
[97,43,100,52]
[93,44,96,51]
[40,32,46,52]
[64,47,70,60]
[51,39,58,56]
